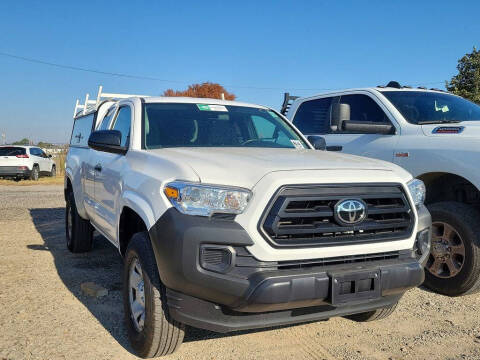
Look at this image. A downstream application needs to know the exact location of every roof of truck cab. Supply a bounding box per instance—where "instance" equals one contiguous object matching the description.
[140,96,268,109]
[298,87,452,101]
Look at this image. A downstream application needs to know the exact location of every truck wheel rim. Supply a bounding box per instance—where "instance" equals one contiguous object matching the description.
[427,221,465,278]
[129,258,145,332]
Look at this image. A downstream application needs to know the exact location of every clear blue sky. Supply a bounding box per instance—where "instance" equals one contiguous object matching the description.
[0,0,479,143]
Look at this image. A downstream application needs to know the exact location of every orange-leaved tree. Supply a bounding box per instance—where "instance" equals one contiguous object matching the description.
[162,82,236,100]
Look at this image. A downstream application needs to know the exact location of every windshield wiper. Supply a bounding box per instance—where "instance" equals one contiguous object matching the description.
[417,120,462,125]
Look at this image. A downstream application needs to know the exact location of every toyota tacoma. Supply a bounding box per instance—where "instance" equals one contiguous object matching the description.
[65,88,430,358]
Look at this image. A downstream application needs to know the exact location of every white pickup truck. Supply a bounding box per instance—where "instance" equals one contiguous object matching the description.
[65,88,429,358]
[284,81,480,297]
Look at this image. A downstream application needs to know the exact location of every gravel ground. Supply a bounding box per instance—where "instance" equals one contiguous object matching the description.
[1,184,480,360]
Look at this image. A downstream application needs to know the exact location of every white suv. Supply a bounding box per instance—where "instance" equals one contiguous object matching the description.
[284,81,480,296]
[65,89,430,358]
[0,145,56,181]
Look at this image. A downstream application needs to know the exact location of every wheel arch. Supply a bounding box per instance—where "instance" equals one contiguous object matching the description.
[118,191,156,256]
[417,172,480,207]
[65,176,73,201]
[119,205,149,256]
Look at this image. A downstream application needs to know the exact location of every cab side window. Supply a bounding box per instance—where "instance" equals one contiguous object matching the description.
[70,113,94,147]
[292,97,336,135]
[339,94,389,124]
[111,106,131,147]
[293,94,391,135]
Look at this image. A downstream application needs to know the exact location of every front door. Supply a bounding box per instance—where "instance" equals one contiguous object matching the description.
[93,105,132,244]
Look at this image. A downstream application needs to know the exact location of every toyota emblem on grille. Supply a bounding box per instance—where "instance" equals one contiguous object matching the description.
[334,199,367,226]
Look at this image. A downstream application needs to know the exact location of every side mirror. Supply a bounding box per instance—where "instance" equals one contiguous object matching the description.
[330,103,351,131]
[307,135,327,150]
[342,121,394,135]
[88,130,127,154]
[48,154,52,158]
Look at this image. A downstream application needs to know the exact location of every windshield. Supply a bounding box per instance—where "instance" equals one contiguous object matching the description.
[381,91,480,124]
[143,103,308,149]
[0,147,26,156]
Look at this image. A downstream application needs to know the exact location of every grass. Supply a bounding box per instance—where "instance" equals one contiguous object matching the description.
[0,176,64,186]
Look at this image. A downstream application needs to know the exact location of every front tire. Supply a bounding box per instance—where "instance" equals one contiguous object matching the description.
[123,232,184,358]
[345,302,398,322]
[50,165,56,177]
[424,202,480,296]
[65,192,93,253]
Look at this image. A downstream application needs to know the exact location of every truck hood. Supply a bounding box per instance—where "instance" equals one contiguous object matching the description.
[148,147,403,189]
[421,121,480,137]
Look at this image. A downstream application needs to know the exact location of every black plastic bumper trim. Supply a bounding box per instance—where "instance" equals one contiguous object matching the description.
[149,208,254,307]
[149,208,425,330]
[167,288,403,333]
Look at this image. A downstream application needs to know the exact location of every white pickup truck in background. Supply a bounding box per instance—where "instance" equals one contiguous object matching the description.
[284,81,480,297]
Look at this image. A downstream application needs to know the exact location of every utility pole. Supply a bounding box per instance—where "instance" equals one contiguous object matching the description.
[1,133,5,145]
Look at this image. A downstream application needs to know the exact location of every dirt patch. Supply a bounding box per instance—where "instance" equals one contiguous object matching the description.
[1,184,480,360]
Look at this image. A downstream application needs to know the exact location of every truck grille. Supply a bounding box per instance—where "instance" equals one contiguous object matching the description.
[260,184,414,247]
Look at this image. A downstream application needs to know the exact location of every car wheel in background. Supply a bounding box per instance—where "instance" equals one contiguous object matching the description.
[123,231,185,358]
[30,165,39,181]
[65,192,93,253]
[424,202,480,296]
[50,165,56,177]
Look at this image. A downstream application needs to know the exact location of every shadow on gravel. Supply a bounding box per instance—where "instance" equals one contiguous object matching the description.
[29,207,135,355]
[28,207,294,348]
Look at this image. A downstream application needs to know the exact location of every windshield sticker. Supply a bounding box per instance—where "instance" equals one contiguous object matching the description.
[434,101,449,113]
[290,140,305,149]
[196,104,228,112]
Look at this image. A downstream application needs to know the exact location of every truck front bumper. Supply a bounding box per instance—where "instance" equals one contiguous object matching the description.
[149,208,428,333]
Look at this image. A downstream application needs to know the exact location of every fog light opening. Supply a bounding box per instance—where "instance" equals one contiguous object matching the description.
[200,245,236,273]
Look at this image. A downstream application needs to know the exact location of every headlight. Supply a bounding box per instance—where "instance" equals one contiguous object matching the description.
[163,181,251,216]
[407,178,426,207]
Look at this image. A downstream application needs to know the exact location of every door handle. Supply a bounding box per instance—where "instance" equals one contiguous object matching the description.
[94,164,102,172]
[326,145,343,151]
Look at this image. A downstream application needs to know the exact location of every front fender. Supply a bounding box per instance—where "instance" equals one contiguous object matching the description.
[119,190,157,233]
[395,143,480,191]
